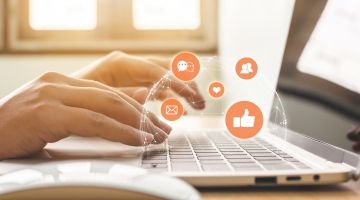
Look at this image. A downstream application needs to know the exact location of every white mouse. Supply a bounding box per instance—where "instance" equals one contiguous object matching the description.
[0,160,200,200]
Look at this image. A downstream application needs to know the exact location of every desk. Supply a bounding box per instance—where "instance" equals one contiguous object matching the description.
[200,181,360,199]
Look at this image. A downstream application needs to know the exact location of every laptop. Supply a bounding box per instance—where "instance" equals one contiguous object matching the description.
[0,0,359,187]
[140,0,360,186]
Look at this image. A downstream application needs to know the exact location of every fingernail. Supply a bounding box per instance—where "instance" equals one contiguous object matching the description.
[134,88,148,104]
[159,122,172,134]
[134,88,148,95]
[144,134,154,145]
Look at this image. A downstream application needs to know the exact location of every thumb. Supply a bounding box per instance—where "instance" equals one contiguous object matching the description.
[242,109,250,117]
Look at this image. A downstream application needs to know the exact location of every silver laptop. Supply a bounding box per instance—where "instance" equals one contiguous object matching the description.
[0,0,359,187]
[140,0,360,186]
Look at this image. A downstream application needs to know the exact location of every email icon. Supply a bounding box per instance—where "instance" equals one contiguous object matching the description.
[166,105,178,115]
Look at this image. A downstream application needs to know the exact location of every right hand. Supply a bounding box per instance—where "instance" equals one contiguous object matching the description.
[0,72,171,160]
[347,125,360,151]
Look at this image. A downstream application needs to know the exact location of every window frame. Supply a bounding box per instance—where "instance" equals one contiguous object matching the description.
[0,0,4,50]
[6,0,217,53]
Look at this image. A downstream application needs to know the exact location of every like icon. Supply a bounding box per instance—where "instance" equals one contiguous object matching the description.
[225,101,263,139]
[208,81,224,98]
[233,109,255,128]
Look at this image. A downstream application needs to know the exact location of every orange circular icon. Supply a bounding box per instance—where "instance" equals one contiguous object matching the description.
[161,98,184,121]
[171,52,200,81]
[208,81,225,98]
[225,101,263,139]
[235,57,258,80]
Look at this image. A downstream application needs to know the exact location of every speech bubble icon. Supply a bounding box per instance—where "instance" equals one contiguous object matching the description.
[177,60,188,72]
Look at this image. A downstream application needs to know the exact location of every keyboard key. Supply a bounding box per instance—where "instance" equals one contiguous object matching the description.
[248,153,276,157]
[143,155,167,160]
[219,149,240,152]
[170,155,194,159]
[170,149,192,152]
[246,150,270,153]
[198,157,223,160]
[195,153,221,157]
[193,146,215,149]
[217,145,239,148]
[169,151,193,155]
[221,151,247,155]
[224,155,250,159]
[194,149,218,153]
[142,159,167,164]
[231,163,259,167]
[200,160,226,164]
[257,160,285,165]
[227,158,255,163]
[170,159,196,162]
[253,156,280,160]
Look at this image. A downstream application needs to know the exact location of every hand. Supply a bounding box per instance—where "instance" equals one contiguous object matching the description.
[74,51,205,109]
[0,72,171,160]
[347,125,360,151]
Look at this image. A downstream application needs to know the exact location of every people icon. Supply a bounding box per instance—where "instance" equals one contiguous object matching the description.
[236,57,258,80]
[240,62,253,74]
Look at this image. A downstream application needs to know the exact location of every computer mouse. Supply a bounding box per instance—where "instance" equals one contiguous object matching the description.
[0,160,200,200]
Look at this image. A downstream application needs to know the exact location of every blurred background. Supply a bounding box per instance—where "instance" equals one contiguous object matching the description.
[0,0,359,151]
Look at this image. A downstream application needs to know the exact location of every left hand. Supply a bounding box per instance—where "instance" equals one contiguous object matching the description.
[74,51,205,109]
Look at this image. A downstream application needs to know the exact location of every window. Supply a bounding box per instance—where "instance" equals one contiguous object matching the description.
[4,0,217,53]
[29,0,97,30]
[133,0,200,30]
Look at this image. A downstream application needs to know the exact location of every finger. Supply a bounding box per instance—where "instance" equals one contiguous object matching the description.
[125,55,197,98]
[58,76,172,135]
[152,89,176,101]
[53,84,169,141]
[352,143,360,152]
[146,57,171,70]
[347,125,360,141]
[120,87,149,104]
[148,57,205,110]
[59,105,154,146]
[183,82,206,110]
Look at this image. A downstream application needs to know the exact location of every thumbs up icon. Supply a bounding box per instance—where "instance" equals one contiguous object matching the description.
[233,109,255,128]
[225,101,263,139]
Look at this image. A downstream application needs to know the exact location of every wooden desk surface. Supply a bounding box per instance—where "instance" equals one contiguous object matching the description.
[200,181,360,200]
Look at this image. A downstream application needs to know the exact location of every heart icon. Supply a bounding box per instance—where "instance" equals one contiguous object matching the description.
[213,87,221,94]
[208,81,224,98]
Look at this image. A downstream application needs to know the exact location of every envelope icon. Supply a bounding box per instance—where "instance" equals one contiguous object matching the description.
[166,105,178,115]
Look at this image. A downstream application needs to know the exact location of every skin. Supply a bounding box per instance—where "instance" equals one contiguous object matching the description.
[0,51,205,160]
[347,125,360,151]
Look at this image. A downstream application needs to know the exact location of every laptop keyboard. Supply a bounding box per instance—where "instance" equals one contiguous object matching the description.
[141,131,311,172]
